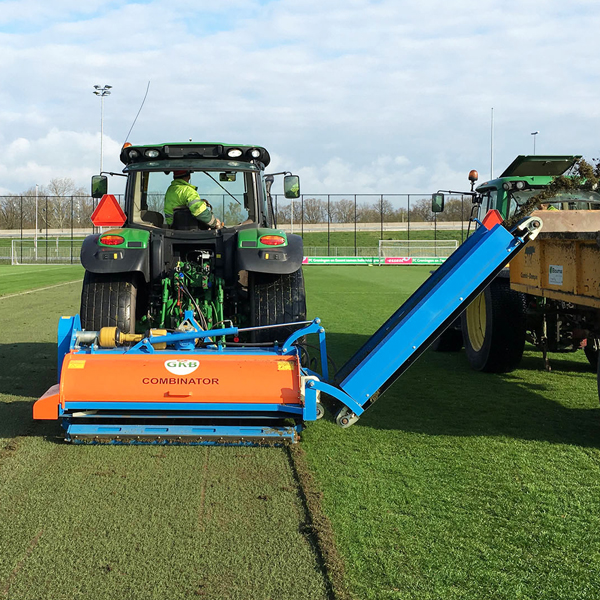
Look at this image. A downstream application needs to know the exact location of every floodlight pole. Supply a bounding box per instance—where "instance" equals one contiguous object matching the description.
[35,184,38,260]
[531,131,539,155]
[93,85,112,173]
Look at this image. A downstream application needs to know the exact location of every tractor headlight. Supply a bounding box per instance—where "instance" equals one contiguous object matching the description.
[227,148,243,158]
[128,149,140,160]
[145,149,160,158]
[250,149,261,158]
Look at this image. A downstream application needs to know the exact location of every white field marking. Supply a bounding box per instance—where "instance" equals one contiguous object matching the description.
[0,280,80,300]
[0,266,79,277]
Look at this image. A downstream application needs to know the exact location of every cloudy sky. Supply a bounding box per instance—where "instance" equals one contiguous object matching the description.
[0,0,599,195]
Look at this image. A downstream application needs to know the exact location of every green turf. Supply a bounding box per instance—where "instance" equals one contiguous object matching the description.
[0,274,329,600]
[0,265,84,297]
[302,266,600,599]
[4,265,600,599]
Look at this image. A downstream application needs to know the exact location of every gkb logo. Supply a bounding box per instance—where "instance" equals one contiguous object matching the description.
[164,359,200,375]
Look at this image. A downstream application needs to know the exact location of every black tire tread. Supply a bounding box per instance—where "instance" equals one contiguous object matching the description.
[250,269,306,342]
[462,278,526,373]
[431,323,463,352]
[80,272,137,333]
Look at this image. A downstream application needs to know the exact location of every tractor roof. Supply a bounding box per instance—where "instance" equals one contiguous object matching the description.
[500,155,580,177]
[120,143,270,168]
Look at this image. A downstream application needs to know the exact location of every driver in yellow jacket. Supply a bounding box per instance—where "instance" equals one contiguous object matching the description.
[164,170,223,228]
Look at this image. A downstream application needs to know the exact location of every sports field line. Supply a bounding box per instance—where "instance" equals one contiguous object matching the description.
[0,266,77,277]
[0,280,80,300]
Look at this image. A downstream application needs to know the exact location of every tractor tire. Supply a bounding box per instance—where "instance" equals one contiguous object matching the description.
[461,278,527,373]
[596,352,600,405]
[430,320,463,352]
[584,343,598,370]
[250,269,306,343]
[80,271,139,333]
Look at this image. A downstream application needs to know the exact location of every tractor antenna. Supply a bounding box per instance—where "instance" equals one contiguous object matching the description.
[123,81,150,145]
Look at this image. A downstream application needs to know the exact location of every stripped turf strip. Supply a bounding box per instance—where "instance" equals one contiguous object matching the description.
[0,273,335,600]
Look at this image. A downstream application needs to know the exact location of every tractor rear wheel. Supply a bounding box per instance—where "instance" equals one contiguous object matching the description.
[461,278,527,373]
[80,271,139,333]
[250,269,306,343]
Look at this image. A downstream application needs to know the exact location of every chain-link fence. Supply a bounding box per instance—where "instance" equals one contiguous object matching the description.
[272,194,472,256]
[0,193,472,264]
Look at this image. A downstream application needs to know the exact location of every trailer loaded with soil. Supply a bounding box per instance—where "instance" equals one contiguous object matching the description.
[433,156,600,397]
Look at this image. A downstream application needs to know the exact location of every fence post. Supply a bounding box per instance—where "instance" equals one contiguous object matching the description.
[45,196,48,264]
[20,196,23,264]
[71,196,74,263]
[380,194,383,242]
[301,194,304,238]
[327,195,330,257]
[354,195,357,256]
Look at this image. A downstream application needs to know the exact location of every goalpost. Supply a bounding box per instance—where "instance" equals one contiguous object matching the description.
[378,239,458,260]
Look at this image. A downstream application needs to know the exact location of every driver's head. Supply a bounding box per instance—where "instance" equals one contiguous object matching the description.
[173,170,191,180]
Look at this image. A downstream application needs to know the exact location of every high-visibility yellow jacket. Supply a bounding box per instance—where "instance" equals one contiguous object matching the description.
[164,179,215,226]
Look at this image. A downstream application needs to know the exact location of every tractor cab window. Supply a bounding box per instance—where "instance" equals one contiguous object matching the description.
[131,169,256,228]
[477,190,496,220]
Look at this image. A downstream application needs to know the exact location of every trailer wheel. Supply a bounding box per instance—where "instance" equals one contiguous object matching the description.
[80,271,139,333]
[461,278,526,373]
[250,269,306,343]
[596,352,600,405]
[430,320,463,352]
[584,344,598,370]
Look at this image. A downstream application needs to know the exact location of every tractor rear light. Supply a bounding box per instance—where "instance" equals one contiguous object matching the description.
[260,235,285,246]
[100,235,125,246]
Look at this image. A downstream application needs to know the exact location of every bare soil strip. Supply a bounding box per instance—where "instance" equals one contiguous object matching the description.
[287,445,352,600]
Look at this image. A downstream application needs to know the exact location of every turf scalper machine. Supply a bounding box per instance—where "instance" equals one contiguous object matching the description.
[34,205,542,444]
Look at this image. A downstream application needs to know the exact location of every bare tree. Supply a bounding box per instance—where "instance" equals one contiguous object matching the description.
[409,197,434,222]
[302,197,327,224]
[330,198,356,223]
[46,178,86,230]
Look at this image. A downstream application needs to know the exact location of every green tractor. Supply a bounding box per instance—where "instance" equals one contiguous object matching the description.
[432,155,600,372]
[81,142,305,341]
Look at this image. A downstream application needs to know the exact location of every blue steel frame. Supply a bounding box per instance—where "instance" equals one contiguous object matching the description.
[56,314,329,444]
[301,220,533,418]
[52,218,534,443]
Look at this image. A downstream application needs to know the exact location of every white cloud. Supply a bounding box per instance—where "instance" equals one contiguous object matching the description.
[0,0,598,194]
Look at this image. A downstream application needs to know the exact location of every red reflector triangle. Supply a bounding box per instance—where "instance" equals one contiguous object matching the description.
[91,195,126,227]
[481,209,503,230]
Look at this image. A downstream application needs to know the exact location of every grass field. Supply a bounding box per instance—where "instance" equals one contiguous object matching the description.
[1,265,600,599]
[303,267,600,600]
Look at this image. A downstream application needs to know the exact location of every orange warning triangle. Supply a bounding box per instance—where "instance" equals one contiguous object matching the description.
[481,209,503,230]
[91,194,127,227]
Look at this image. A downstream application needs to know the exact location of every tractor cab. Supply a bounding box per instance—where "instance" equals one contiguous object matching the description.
[83,142,306,339]
[92,142,300,232]
[432,155,600,225]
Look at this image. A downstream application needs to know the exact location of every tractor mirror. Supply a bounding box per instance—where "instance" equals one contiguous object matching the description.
[431,193,445,213]
[284,175,300,199]
[219,172,237,182]
[91,175,108,198]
